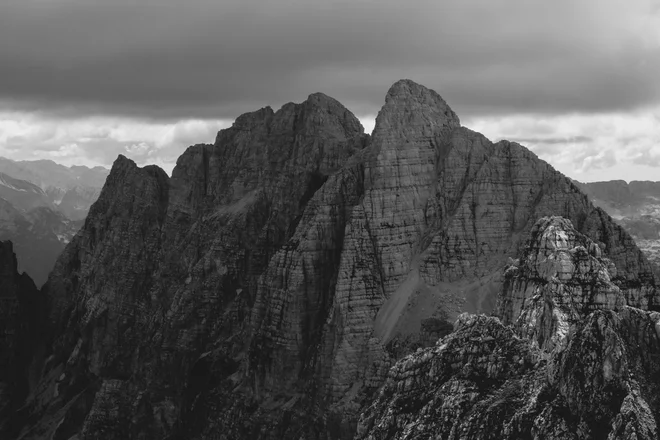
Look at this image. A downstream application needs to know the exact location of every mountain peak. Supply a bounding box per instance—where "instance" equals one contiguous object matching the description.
[306,91,338,104]
[385,79,457,115]
[386,78,436,98]
[113,154,134,167]
[372,79,460,140]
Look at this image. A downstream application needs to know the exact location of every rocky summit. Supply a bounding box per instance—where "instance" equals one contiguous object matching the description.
[0,80,658,439]
[357,216,660,439]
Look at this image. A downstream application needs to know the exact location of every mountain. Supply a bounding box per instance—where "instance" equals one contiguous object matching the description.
[0,162,108,286]
[0,241,46,434]
[0,161,105,285]
[1,80,657,439]
[0,157,108,220]
[54,185,105,221]
[0,199,81,286]
[577,180,660,267]
[0,172,53,212]
[357,216,660,439]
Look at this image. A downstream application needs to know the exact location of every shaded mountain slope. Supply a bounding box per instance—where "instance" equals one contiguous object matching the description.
[0,242,46,436]
[3,80,657,439]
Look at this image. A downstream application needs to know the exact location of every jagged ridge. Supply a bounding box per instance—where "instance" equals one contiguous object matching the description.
[357,216,660,439]
[1,80,658,440]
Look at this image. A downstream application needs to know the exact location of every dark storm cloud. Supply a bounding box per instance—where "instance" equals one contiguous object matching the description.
[1,0,659,120]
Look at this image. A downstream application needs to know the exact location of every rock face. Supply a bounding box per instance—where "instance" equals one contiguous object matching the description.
[1,80,658,439]
[357,216,660,440]
[0,241,45,435]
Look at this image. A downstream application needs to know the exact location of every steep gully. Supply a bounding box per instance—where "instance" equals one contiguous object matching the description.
[0,80,657,439]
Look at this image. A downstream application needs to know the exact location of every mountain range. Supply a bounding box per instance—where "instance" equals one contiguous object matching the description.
[577,180,660,268]
[0,80,658,439]
[0,157,108,220]
[0,160,108,286]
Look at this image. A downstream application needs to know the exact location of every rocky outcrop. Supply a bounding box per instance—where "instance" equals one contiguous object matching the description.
[247,81,657,434]
[356,217,660,439]
[8,93,369,440]
[2,81,658,439]
[0,241,45,436]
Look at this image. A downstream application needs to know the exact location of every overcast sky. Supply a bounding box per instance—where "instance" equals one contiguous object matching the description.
[0,0,659,181]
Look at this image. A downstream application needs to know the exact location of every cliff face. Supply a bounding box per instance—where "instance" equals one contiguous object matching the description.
[4,80,658,439]
[0,241,45,435]
[357,217,660,440]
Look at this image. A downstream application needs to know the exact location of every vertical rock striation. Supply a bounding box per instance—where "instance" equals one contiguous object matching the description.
[2,80,658,439]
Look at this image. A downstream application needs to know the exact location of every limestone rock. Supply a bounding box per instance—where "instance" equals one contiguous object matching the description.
[356,217,660,439]
[2,81,658,439]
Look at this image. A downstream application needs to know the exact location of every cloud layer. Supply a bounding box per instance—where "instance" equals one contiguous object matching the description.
[1,0,659,119]
[0,112,228,172]
[0,0,659,181]
[465,109,660,182]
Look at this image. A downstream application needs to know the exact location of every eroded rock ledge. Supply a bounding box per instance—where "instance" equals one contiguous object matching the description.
[357,217,660,440]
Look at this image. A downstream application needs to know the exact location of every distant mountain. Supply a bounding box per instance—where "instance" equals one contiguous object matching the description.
[577,180,660,267]
[0,198,80,286]
[0,172,53,211]
[0,158,108,189]
[0,157,108,220]
[0,159,106,286]
[46,184,104,220]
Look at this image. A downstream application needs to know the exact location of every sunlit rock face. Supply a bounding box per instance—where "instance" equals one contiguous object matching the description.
[357,216,660,440]
[1,80,657,440]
